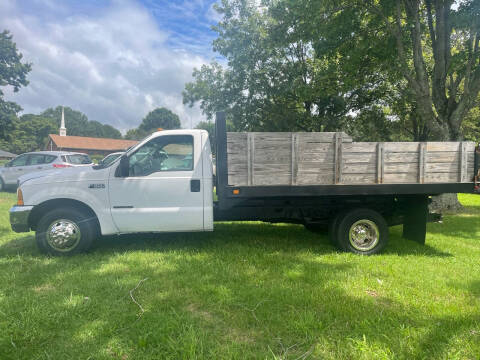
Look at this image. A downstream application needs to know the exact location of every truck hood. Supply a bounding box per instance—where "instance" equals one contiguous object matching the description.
[19,165,106,186]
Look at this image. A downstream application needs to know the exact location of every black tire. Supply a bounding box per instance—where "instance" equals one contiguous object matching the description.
[328,210,347,247]
[0,178,4,192]
[36,208,98,256]
[335,208,388,255]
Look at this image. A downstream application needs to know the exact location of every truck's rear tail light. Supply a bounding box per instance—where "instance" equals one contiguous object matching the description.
[232,189,240,195]
[53,164,71,168]
[17,188,24,206]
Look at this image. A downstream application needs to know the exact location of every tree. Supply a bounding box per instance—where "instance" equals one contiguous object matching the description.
[41,106,122,139]
[0,30,32,140]
[0,115,56,154]
[139,108,181,132]
[183,0,395,136]
[195,119,235,154]
[124,128,149,141]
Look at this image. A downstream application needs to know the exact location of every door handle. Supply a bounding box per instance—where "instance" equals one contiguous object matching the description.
[37,167,42,169]
[17,168,23,171]
[190,179,201,192]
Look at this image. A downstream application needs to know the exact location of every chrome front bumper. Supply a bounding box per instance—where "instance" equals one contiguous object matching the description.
[9,205,34,233]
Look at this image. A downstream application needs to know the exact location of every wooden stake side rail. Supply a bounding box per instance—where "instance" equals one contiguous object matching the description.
[226,132,476,186]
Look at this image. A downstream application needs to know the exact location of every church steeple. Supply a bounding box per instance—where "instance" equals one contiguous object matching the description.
[59,106,67,136]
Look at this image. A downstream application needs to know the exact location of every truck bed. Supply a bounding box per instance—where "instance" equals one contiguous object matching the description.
[226,132,476,186]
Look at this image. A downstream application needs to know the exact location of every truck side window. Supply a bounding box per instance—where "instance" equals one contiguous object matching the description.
[128,135,194,177]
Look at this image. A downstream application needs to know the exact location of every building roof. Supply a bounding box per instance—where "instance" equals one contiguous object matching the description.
[0,149,17,158]
[49,134,138,151]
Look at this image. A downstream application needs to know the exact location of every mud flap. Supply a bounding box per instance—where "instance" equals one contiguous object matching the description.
[402,195,428,245]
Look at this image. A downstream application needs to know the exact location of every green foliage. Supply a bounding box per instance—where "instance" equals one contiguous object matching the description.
[0,30,32,140]
[0,191,479,358]
[0,114,56,154]
[195,120,234,154]
[139,108,181,132]
[184,0,480,141]
[41,106,122,139]
[124,128,149,141]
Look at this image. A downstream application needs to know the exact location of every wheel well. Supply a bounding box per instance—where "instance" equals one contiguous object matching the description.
[29,198,100,232]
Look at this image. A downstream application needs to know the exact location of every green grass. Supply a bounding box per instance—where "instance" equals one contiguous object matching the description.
[0,192,479,359]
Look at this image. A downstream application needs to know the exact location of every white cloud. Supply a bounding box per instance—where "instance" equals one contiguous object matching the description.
[0,0,209,132]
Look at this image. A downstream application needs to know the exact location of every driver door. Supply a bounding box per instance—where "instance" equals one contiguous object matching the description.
[108,133,204,233]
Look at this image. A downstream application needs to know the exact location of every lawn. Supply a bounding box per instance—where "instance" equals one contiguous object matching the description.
[0,192,479,359]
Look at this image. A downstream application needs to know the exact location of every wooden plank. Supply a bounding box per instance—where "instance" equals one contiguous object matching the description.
[426,141,476,152]
[424,172,459,183]
[343,152,376,163]
[426,162,460,173]
[459,142,467,182]
[383,172,418,183]
[426,151,460,163]
[342,143,377,153]
[291,133,298,185]
[342,174,376,184]
[419,142,426,184]
[296,173,335,185]
[343,163,377,174]
[384,162,418,173]
[384,152,419,163]
[376,143,384,183]
[298,162,336,172]
[301,142,336,153]
[384,142,421,152]
[334,133,343,184]
[297,132,352,143]
[248,133,254,185]
[254,175,292,186]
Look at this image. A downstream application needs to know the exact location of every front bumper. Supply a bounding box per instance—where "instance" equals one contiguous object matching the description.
[9,205,34,233]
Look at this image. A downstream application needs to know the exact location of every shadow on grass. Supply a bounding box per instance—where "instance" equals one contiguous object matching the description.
[0,225,478,359]
[0,222,457,259]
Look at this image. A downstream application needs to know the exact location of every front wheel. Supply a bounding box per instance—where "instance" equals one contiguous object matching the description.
[36,208,98,256]
[0,178,4,192]
[335,208,388,255]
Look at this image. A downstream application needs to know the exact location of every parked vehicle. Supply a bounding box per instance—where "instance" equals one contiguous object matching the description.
[0,151,92,191]
[98,152,123,167]
[8,113,480,256]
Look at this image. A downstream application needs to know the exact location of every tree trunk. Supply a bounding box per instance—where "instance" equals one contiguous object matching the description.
[429,193,463,213]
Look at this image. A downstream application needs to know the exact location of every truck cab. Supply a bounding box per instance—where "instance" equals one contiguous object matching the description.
[9,129,213,255]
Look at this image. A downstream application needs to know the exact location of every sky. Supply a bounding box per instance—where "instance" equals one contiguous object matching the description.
[0,0,223,133]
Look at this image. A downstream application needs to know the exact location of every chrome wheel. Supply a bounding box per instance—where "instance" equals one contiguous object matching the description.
[348,220,379,251]
[46,219,81,252]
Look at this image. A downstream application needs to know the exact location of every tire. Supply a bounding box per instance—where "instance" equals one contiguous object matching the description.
[335,208,388,255]
[36,208,98,256]
[0,178,4,192]
[328,210,347,247]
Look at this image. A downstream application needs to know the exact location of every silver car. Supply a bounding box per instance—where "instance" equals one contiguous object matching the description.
[0,151,93,191]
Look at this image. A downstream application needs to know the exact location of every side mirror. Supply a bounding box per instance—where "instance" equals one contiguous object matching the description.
[115,155,129,177]
[4,161,11,168]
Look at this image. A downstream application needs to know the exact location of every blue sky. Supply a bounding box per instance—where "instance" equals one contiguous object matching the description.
[0,0,223,132]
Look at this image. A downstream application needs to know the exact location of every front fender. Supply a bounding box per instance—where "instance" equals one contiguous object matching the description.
[22,182,118,235]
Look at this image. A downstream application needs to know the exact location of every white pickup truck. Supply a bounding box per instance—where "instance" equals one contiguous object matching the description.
[9,113,480,256]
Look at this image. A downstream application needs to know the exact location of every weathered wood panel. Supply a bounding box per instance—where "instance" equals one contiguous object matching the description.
[226,132,477,186]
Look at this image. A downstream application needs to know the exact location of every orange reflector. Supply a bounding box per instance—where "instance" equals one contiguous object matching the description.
[233,189,240,195]
[17,188,24,206]
[157,128,163,131]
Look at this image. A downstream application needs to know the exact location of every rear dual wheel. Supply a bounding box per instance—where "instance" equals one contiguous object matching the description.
[329,208,388,255]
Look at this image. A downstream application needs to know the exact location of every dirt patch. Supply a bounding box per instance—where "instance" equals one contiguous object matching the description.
[185,303,214,322]
[33,284,55,293]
